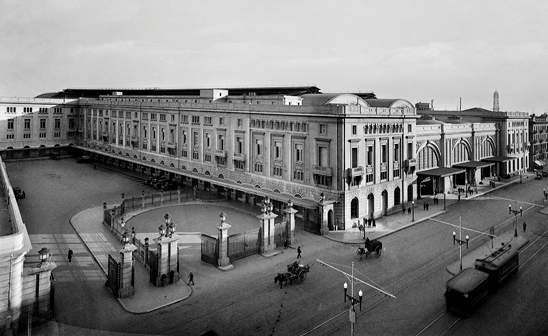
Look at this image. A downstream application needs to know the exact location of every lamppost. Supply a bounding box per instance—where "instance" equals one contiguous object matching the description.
[343,262,363,336]
[453,217,469,272]
[158,223,166,240]
[411,200,415,222]
[509,204,522,237]
[521,142,530,184]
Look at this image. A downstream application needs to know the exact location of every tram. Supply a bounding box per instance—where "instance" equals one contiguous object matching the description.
[445,244,519,317]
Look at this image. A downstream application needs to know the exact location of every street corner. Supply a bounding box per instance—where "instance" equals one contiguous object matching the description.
[118,278,193,314]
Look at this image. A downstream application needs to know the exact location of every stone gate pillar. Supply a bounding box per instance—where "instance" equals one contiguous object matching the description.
[258,197,278,256]
[284,200,298,245]
[217,212,234,270]
[153,220,180,287]
[118,234,137,298]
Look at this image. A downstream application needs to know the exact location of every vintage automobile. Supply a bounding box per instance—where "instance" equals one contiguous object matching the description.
[356,238,383,260]
[13,187,25,199]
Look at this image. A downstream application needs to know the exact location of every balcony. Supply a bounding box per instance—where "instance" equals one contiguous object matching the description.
[313,165,333,176]
[167,142,177,148]
[215,149,226,157]
[393,161,400,170]
[233,153,246,161]
[347,166,364,178]
[380,162,388,172]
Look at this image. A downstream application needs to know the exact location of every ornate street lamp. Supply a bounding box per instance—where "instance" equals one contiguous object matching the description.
[509,204,523,237]
[220,212,227,224]
[411,201,415,222]
[158,224,166,240]
[122,230,130,245]
[453,217,469,272]
[38,247,49,267]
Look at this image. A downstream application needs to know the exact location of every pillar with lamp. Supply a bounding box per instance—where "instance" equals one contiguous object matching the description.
[217,212,234,270]
[257,196,278,256]
[27,247,57,322]
[153,213,180,286]
[118,228,137,298]
[508,204,522,237]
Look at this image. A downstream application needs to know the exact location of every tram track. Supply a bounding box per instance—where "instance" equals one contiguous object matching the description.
[413,224,548,336]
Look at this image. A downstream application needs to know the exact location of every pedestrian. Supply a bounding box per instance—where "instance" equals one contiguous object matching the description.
[523,222,527,232]
[426,203,429,211]
[67,249,73,262]
[372,218,376,227]
[284,239,288,249]
[297,246,302,258]
[188,271,194,285]
[169,270,175,284]
[367,218,372,227]
[408,207,411,214]
[423,203,426,210]
[458,194,461,201]
[160,274,167,287]
[402,206,406,214]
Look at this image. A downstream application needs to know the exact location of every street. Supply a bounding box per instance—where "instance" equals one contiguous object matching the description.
[7,159,548,336]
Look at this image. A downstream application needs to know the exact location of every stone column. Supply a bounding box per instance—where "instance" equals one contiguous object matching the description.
[118,243,137,298]
[257,198,278,256]
[231,189,237,201]
[153,234,180,286]
[317,193,334,236]
[217,213,234,270]
[284,200,298,245]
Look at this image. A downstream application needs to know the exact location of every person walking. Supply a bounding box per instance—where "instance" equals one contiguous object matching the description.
[67,249,73,262]
[188,271,195,285]
[523,222,527,232]
[284,239,288,249]
[297,246,302,258]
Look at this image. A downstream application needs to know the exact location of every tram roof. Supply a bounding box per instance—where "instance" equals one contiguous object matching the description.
[446,268,489,293]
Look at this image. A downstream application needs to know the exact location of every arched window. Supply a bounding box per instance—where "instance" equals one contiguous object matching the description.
[351,198,359,219]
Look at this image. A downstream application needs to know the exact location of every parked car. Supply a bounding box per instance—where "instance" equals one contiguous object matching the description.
[160,181,178,192]
[152,177,169,189]
[13,187,25,199]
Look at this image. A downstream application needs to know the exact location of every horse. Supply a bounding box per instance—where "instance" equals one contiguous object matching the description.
[274,273,291,288]
[356,247,367,260]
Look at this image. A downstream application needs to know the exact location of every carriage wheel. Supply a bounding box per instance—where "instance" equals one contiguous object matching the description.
[375,246,382,258]
[298,270,307,283]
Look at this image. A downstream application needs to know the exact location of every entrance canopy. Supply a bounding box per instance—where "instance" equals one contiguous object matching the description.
[416,167,465,178]
[452,161,494,169]
[481,156,515,163]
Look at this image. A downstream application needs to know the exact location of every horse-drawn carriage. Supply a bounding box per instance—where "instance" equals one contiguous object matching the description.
[356,238,382,260]
[274,262,311,288]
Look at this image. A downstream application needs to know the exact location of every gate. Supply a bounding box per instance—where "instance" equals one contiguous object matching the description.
[274,223,287,247]
[107,254,120,297]
[200,234,218,266]
[149,250,158,285]
[228,228,260,260]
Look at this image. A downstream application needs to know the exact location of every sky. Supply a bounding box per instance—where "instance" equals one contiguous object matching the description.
[1,0,547,113]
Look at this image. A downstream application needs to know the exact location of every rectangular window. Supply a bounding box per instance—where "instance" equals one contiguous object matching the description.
[219,117,224,126]
[408,143,413,159]
[293,169,304,181]
[352,125,357,135]
[218,134,225,150]
[268,165,280,177]
[275,141,282,160]
[352,147,358,168]
[182,115,188,124]
[204,116,212,125]
[255,139,263,156]
[40,119,46,129]
[319,146,328,166]
[54,119,61,129]
[24,133,31,139]
[394,143,400,162]
[7,119,14,130]
[142,113,148,120]
[24,119,31,130]
[295,143,303,163]
[237,119,243,127]
[320,124,327,135]
[160,114,166,122]
[254,163,263,173]
[236,136,243,154]
[6,134,14,139]
[68,119,75,129]
[150,113,157,121]
[205,133,211,149]
[24,107,33,113]
[235,160,245,170]
[381,144,387,163]
[39,132,46,138]
[192,115,200,125]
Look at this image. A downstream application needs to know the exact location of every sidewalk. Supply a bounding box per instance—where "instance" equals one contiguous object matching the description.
[324,173,537,244]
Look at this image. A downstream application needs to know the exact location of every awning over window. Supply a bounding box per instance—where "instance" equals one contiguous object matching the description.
[416,167,466,178]
[452,161,494,169]
[481,156,515,163]
[534,160,546,167]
